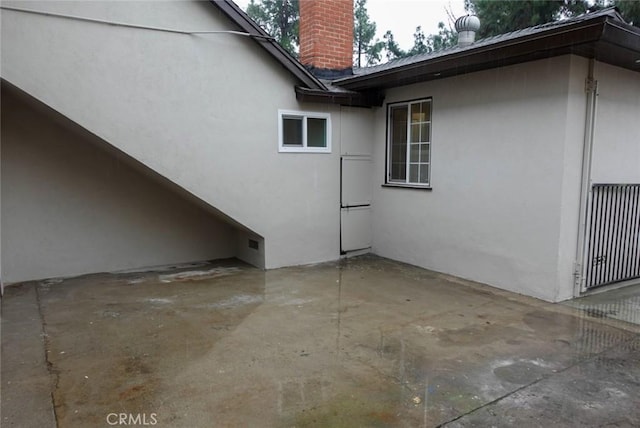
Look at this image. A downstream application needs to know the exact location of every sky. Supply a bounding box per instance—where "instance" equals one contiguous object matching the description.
[232,0,467,51]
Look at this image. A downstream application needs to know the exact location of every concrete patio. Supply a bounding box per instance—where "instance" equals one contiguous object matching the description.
[2,255,639,427]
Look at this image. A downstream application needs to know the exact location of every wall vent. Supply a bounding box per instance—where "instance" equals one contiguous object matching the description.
[248,239,259,250]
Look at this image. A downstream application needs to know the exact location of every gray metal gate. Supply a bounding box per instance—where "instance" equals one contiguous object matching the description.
[585,183,640,289]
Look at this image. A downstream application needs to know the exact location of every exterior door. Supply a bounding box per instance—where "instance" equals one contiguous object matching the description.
[340,155,372,253]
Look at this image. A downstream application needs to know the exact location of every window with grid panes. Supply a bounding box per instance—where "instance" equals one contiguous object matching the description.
[387,99,431,186]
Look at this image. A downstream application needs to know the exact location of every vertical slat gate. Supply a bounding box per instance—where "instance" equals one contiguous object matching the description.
[585,183,640,289]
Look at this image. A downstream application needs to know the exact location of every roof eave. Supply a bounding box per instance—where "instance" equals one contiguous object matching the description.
[295,86,384,107]
[335,16,636,91]
[211,0,326,91]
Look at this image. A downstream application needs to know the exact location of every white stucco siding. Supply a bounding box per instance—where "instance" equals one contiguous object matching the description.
[262,102,341,268]
[1,1,363,271]
[1,87,236,284]
[340,106,375,156]
[555,55,591,301]
[590,62,640,184]
[1,1,291,229]
[372,56,576,301]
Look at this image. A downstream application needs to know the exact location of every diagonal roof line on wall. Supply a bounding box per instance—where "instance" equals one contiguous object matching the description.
[0,5,272,38]
[211,0,326,91]
[210,4,639,104]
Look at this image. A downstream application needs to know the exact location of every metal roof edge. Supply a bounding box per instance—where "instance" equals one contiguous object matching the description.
[334,10,640,90]
[294,86,383,108]
[601,15,640,45]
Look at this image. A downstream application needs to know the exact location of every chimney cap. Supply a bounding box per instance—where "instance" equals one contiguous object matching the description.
[455,14,481,33]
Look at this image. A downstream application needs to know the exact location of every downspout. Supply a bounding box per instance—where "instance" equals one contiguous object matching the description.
[573,58,599,296]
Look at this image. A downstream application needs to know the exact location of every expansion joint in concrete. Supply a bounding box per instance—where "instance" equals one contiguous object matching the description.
[35,284,61,428]
[437,326,639,427]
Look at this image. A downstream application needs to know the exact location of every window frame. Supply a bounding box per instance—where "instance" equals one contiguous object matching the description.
[385,98,433,188]
[278,109,332,153]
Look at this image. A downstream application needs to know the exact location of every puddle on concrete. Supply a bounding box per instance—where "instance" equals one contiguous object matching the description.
[5,255,638,427]
[287,390,402,428]
[29,262,265,427]
[158,266,242,283]
[144,297,174,305]
[492,360,552,385]
[570,293,640,326]
[200,293,264,309]
[436,324,525,347]
[115,261,211,274]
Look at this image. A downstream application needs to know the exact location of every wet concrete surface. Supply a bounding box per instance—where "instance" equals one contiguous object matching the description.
[2,255,639,427]
[564,282,640,328]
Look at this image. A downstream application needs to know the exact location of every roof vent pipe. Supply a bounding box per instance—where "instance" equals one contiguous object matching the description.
[455,15,480,47]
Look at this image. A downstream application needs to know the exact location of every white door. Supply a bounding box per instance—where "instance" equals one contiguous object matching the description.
[340,155,372,253]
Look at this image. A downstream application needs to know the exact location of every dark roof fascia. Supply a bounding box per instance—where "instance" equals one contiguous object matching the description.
[592,19,640,70]
[295,86,384,108]
[600,18,640,51]
[211,0,326,91]
[335,15,632,91]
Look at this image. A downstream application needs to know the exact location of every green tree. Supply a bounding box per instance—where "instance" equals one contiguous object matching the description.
[408,26,428,55]
[383,30,406,60]
[430,22,459,51]
[409,22,458,55]
[354,0,385,67]
[468,0,639,38]
[246,0,299,56]
[617,0,640,25]
[600,0,640,26]
[383,23,458,61]
[468,0,588,38]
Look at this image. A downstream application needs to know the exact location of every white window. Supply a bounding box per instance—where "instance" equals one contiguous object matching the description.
[278,110,331,153]
[387,99,432,187]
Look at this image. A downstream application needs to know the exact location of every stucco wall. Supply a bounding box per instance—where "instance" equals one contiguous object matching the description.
[340,106,375,156]
[1,86,236,284]
[555,55,591,301]
[1,1,368,271]
[371,56,578,302]
[590,61,640,184]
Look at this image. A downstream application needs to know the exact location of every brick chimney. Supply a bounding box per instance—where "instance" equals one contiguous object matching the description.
[299,0,353,78]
